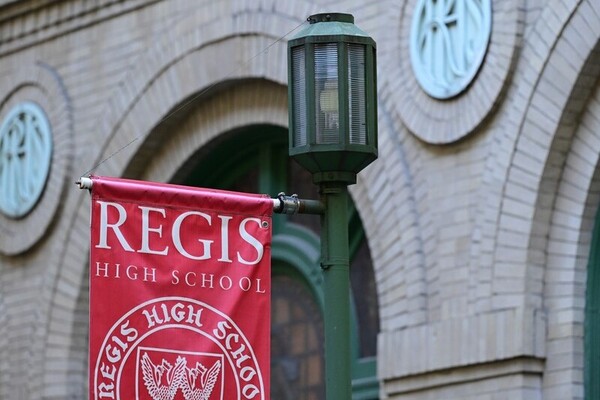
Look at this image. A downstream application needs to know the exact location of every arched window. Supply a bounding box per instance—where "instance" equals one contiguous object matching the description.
[180,124,380,398]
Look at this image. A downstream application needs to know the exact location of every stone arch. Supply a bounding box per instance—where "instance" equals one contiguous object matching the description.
[485,0,600,313]
[541,79,600,398]
[139,79,288,182]
[485,0,600,396]
[466,0,599,322]
[84,34,289,179]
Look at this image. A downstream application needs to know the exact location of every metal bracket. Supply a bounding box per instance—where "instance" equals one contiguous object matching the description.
[273,192,325,215]
[75,176,93,190]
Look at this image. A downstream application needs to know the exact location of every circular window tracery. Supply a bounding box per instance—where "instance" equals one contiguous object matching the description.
[410,0,492,99]
[0,64,72,256]
[379,0,522,144]
[0,101,53,218]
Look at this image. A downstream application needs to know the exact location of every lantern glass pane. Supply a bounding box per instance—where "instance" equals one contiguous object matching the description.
[292,46,307,147]
[315,43,339,144]
[348,44,367,145]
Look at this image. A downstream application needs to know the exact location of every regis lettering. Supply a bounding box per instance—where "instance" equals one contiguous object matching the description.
[94,201,265,265]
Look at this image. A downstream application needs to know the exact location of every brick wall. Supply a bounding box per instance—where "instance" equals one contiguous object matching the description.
[0,0,598,398]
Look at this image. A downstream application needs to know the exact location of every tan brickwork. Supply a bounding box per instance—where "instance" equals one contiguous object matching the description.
[0,0,598,398]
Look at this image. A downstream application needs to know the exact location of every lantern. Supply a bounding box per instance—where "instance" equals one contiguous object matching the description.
[288,13,377,184]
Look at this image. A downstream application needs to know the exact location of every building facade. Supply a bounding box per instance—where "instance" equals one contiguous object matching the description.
[0,0,599,398]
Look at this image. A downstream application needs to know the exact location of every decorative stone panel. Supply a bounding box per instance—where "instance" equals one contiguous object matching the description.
[0,63,72,255]
[386,0,523,144]
[0,101,53,219]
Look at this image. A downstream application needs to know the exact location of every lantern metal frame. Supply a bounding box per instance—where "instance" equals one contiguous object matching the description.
[288,13,378,184]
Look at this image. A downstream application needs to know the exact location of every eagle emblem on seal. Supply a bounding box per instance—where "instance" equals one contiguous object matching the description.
[141,352,221,400]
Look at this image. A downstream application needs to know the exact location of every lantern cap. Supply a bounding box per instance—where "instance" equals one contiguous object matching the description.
[290,13,374,45]
[308,13,354,24]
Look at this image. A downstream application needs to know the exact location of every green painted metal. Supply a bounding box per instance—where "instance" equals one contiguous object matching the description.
[320,181,352,400]
[288,13,378,182]
[585,207,600,399]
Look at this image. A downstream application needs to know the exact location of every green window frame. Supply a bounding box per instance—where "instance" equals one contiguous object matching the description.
[586,206,600,399]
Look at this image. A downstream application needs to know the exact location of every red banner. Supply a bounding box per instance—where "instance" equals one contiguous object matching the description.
[88,176,272,400]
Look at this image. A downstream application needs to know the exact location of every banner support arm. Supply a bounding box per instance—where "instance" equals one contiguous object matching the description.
[76,176,93,190]
[76,178,324,215]
[272,192,325,215]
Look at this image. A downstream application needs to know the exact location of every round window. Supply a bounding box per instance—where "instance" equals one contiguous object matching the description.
[410,0,492,99]
[0,102,53,218]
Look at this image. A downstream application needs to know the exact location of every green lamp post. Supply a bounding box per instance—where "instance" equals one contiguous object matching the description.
[287,13,378,399]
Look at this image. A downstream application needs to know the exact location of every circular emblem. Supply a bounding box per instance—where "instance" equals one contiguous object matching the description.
[94,297,265,400]
[379,0,521,144]
[410,0,492,99]
[0,101,53,218]
[0,64,73,256]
